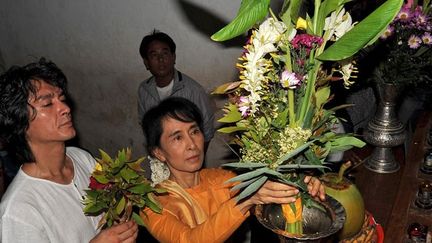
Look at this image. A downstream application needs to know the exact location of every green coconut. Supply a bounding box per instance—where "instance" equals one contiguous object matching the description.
[320,162,365,239]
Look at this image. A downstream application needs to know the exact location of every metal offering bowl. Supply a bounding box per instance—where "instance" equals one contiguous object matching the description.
[255,196,345,242]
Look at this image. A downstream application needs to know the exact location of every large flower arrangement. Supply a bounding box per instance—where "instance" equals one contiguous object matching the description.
[211,0,403,234]
[83,148,165,229]
[373,0,432,85]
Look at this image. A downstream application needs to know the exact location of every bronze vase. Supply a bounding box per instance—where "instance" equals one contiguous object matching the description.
[363,82,406,173]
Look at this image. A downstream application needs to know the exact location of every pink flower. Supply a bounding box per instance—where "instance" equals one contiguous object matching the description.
[408,34,422,48]
[380,25,394,40]
[397,6,411,22]
[238,96,251,117]
[422,32,432,45]
[291,34,323,51]
[280,70,301,89]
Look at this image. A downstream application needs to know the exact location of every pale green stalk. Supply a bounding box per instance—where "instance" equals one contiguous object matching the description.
[312,0,321,35]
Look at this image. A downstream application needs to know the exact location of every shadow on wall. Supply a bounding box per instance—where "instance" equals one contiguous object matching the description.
[175,0,246,48]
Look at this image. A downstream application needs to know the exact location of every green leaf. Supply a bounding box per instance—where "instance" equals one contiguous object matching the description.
[222,162,267,169]
[317,0,403,61]
[217,126,248,133]
[128,183,153,194]
[99,149,113,163]
[226,167,268,183]
[120,167,139,183]
[315,86,330,109]
[218,104,243,123]
[231,176,261,191]
[276,140,315,164]
[93,173,110,184]
[144,194,163,214]
[236,175,268,201]
[115,196,126,215]
[276,164,328,170]
[211,0,271,41]
[117,149,127,163]
[127,157,146,171]
[84,203,105,214]
[132,212,145,227]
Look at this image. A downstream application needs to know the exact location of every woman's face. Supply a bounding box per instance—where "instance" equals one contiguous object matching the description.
[153,116,204,177]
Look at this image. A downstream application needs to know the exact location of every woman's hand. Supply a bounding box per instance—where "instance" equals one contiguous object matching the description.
[90,221,138,243]
[236,181,299,214]
[304,176,325,201]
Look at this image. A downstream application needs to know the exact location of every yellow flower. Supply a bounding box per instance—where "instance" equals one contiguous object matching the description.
[296,17,307,30]
[94,162,103,172]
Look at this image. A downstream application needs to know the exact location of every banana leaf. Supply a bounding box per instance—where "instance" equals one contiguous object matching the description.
[317,0,403,61]
[211,0,270,41]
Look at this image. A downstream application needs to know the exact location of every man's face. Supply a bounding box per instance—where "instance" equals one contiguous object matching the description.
[144,40,176,80]
[26,80,75,145]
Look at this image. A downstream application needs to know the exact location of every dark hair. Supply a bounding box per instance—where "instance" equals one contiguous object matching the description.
[139,30,176,59]
[0,58,68,164]
[141,97,203,154]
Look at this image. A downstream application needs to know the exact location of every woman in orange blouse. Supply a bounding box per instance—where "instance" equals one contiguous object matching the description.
[140,97,325,243]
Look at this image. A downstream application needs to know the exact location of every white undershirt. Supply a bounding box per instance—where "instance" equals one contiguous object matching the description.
[156,79,174,100]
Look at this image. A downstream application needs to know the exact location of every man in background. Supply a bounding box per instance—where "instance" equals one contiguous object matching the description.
[137,30,215,151]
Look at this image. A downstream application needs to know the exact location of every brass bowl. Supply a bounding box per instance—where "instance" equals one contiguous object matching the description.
[255,196,345,242]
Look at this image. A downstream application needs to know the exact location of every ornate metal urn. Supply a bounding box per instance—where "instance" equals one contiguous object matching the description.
[364,83,406,173]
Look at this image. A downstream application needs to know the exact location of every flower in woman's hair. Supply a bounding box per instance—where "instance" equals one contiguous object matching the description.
[408,34,422,48]
[280,70,301,89]
[380,25,394,40]
[422,32,432,45]
[324,8,355,41]
[237,96,251,117]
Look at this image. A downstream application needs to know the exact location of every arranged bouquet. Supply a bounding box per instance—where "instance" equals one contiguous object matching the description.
[373,0,432,85]
[83,148,164,229]
[211,0,402,235]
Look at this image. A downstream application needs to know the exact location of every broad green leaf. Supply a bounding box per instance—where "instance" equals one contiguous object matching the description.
[84,203,105,214]
[128,183,153,194]
[217,126,248,133]
[211,0,270,41]
[222,162,267,168]
[132,212,145,226]
[115,196,126,215]
[93,173,110,184]
[227,167,268,183]
[317,0,403,61]
[120,167,138,183]
[236,175,268,201]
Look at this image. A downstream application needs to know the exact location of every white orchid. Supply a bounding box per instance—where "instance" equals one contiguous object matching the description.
[324,8,355,41]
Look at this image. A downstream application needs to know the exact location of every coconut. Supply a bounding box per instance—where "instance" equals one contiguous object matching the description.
[320,162,365,239]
